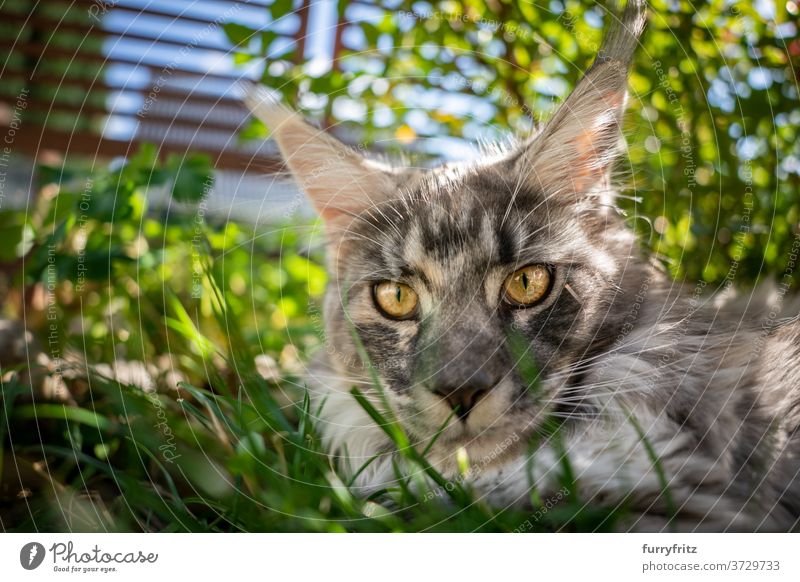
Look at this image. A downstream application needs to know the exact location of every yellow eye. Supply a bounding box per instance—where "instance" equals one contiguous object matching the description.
[373,281,419,319]
[503,265,552,306]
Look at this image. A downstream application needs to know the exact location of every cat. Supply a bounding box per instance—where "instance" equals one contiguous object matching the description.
[246,0,800,532]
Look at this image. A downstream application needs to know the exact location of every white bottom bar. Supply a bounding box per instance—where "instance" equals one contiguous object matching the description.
[1,533,797,581]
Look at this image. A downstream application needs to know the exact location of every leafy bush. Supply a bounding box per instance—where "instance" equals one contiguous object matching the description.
[231,0,800,285]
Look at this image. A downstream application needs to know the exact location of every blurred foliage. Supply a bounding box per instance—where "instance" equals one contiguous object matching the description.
[228,0,800,286]
[0,147,338,531]
[0,143,317,368]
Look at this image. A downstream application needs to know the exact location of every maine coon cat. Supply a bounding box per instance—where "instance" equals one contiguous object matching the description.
[246,0,800,531]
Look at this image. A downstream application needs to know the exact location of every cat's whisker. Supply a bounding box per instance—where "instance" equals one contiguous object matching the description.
[546,327,714,372]
[498,150,532,230]
[310,374,378,387]
[546,384,653,402]
[540,355,699,389]
[337,229,401,256]
[546,411,604,421]
[545,350,713,391]
[564,283,581,303]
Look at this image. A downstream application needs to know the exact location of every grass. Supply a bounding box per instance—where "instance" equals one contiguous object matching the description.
[0,219,650,533]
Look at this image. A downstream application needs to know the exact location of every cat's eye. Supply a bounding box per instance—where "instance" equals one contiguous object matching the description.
[373,281,419,320]
[502,264,552,307]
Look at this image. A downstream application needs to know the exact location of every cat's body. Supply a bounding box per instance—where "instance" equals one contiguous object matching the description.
[248,0,800,531]
[307,277,800,531]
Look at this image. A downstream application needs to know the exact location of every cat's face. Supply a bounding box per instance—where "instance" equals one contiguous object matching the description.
[246,0,646,457]
[320,162,642,447]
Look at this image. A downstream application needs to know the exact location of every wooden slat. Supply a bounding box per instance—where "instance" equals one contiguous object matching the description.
[2,11,236,54]
[0,70,242,108]
[61,0,250,28]
[0,41,251,83]
[295,0,311,62]
[53,0,278,29]
[1,74,252,135]
[2,123,281,173]
[13,99,249,132]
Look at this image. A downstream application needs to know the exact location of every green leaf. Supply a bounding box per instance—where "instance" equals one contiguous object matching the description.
[167,154,214,203]
[223,22,254,47]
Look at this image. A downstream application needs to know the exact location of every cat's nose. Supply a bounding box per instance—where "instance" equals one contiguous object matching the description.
[432,370,496,421]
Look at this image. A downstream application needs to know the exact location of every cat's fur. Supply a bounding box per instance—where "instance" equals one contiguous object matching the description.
[246,0,800,531]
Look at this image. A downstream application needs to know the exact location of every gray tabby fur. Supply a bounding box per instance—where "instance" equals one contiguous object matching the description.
[246,0,800,531]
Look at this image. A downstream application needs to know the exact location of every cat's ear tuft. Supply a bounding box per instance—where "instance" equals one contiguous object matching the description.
[513,0,647,198]
[245,84,398,231]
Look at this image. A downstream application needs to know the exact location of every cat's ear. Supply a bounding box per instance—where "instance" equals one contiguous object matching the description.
[512,0,646,197]
[245,86,399,235]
